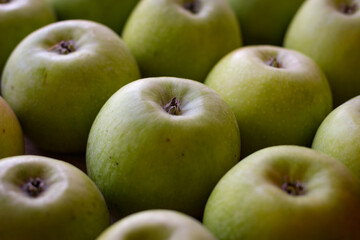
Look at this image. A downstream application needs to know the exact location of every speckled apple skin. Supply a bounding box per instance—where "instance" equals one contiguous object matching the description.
[203,146,360,240]
[86,77,241,219]
[284,0,360,107]
[1,20,141,153]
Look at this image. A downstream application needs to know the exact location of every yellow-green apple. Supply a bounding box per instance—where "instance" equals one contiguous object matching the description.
[226,0,304,45]
[44,0,140,34]
[0,0,55,75]
[122,0,241,82]
[0,96,24,158]
[203,145,360,240]
[1,20,140,153]
[97,210,216,240]
[86,77,241,219]
[312,95,360,180]
[204,45,333,158]
[284,0,360,107]
[0,155,110,240]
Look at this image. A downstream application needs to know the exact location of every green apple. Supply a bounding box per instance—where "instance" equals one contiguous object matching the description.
[0,0,55,75]
[203,145,360,240]
[0,155,110,240]
[44,0,140,34]
[204,45,333,158]
[86,77,241,219]
[284,0,360,107]
[0,96,24,158]
[226,0,304,45]
[122,0,241,82]
[97,210,216,240]
[312,95,360,180]
[1,20,141,153]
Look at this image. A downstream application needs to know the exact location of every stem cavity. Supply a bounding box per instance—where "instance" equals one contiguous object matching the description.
[267,57,282,68]
[183,0,201,14]
[49,40,76,55]
[164,97,181,115]
[281,176,305,196]
[22,177,46,197]
[339,2,358,14]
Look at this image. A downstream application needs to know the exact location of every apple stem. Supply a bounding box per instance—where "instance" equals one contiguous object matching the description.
[281,176,305,196]
[267,57,282,68]
[164,97,181,115]
[183,0,201,14]
[339,3,357,14]
[22,177,46,197]
[49,40,76,55]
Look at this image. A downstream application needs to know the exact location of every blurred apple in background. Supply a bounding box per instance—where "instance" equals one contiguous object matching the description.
[284,0,360,107]
[226,0,304,45]
[203,146,360,240]
[0,0,55,76]
[205,45,333,158]
[86,77,240,219]
[1,20,140,154]
[0,155,110,240]
[0,96,24,158]
[97,210,217,240]
[312,95,360,180]
[44,0,140,34]
[122,0,241,82]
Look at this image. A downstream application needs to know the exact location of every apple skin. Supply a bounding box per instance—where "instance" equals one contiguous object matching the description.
[0,155,110,240]
[44,0,140,34]
[122,0,241,82]
[284,0,360,107]
[1,20,141,153]
[312,95,360,180]
[226,0,304,45]
[0,96,24,158]
[203,145,360,240]
[204,45,333,158]
[86,77,241,219]
[97,210,216,240]
[0,0,55,75]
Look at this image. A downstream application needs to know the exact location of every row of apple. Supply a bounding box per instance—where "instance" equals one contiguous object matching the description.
[1,0,360,239]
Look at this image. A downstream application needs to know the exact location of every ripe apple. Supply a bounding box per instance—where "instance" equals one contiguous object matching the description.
[312,95,360,180]
[204,45,333,158]
[44,0,140,34]
[97,210,216,240]
[0,96,24,158]
[203,145,360,240]
[284,0,360,107]
[122,0,241,82]
[226,0,304,45]
[0,0,55,75]
[86,77,241,219]
[1,20,141,153]
[0,155,110,240]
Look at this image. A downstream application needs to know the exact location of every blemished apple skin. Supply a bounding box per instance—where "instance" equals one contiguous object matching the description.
[226,0,304,45]
[122,0,242,82]
[0,0,56,75]
[204,45,333,158]
[203,145,360,240]
[1,20,141,154]
[86,77,241,219]
[284,0,360,107]
[96,210,217,240]
[0,155,110,240]
[44,0,140,34]
[0,96,24,158]
[312,95,360,180]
